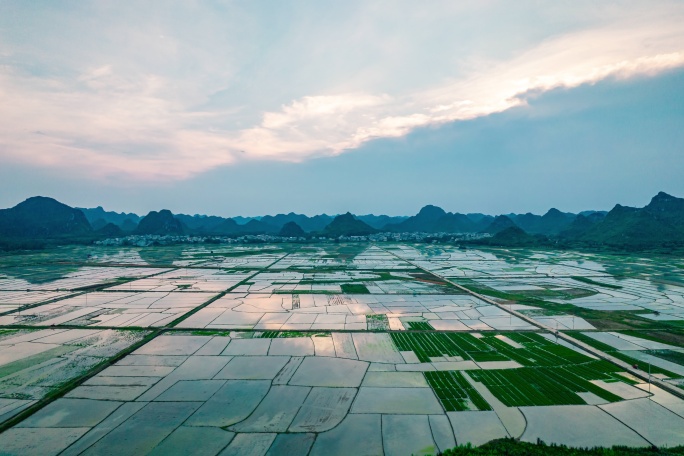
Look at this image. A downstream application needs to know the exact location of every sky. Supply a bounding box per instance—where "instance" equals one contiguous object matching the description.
[1,1,683,217]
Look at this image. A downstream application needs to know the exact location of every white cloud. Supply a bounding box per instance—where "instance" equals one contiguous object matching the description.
[0,1,683,181]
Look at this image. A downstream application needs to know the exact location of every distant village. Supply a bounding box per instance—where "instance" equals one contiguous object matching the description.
[94,232,492,247]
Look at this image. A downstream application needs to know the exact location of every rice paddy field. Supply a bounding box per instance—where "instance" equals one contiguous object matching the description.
[0,243,684,455]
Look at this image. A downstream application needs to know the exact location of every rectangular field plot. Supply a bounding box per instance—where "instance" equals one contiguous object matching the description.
[176,293,513,331]
[571,332,684,380]
[467,363,624,406]
[0,291,75,315]
[231,269,458,295]
[0,328,148,425]
[425,371,492,411]
[0,266,170,292]
[0,292,214,328]
[107,269,252,292]
[389,331,598,367]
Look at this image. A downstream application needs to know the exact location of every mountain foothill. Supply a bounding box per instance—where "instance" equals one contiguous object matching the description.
[1,192,683,251]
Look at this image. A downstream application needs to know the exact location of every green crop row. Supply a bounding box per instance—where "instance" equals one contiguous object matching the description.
[425,371,492,411]
[469,362,623,407]
[390,332,506,363]
[406,321,435,331]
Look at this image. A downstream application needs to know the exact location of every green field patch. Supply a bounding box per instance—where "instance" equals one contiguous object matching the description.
[390,332,506,363]
[406,321,435,331]
[341,283,370,294]
[258,331,329,338]
[468,362,623,407]
[482,333,595,367]
[425,371,492,411]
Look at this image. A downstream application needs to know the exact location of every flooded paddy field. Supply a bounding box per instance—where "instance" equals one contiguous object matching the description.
[0,243,683,454]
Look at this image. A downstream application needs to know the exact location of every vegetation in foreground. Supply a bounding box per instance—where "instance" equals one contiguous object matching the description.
[443,438,684,455]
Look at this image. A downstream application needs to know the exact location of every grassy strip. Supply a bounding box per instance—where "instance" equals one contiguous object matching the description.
[443,437,683,455]
[425,371,492,411]
[571,276,622,290]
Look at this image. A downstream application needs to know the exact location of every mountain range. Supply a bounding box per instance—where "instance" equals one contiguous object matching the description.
[1,192,683,250]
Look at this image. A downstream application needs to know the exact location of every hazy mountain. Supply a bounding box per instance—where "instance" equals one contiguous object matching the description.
[210,218,242,235]
[433,212,478,233]
[242,219,279,234]
[260,213,333,232]
[90,218,108,231]
[512,208,576,235]
[467,214,495,231]
[174,214,229,234]
[559,212,605,239]
[278,221,306,237]
[323,213,377,236]
[135,210,185,235]
[481,215,518,234]
[120,219,139,232]
[96,222,124,237]
[78,206,141,228]
[475,226,546,247]
[644,191,684,226]
[384,205,477,233]
[558,192,684,247]
[0,196,92,238]
[357,214,408,229]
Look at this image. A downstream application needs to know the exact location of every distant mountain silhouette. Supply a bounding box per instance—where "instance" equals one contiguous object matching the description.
[481,215,518,234]
[135,210,185,235]
[476,226,546,247]
[78,206,141,228]
[512,208,575,235]
[0,196,92,238]
[324,213,377,236]
[175,214,231,234]
[357,214,408,229]
[4,191,683,250]
[241,219,279,234]
[278,221,306,237]
[384,205,477,233]
[559,212,605,239]
[96,222,124,237]
[560,192,684,247]
[260,213,333,232]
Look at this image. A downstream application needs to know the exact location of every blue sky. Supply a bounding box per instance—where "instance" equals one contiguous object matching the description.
[1,1,683,216]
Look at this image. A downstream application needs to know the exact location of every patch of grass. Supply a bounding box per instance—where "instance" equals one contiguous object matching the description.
[341,283,370,294]
[406,321,435,331]
[469,362,623,406]
[425,371,492,411]
[443,437,684,455]
[258,331,327,338]
[390,332,506,364]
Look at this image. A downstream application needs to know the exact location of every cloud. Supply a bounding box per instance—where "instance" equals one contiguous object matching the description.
[0,2,683,181]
